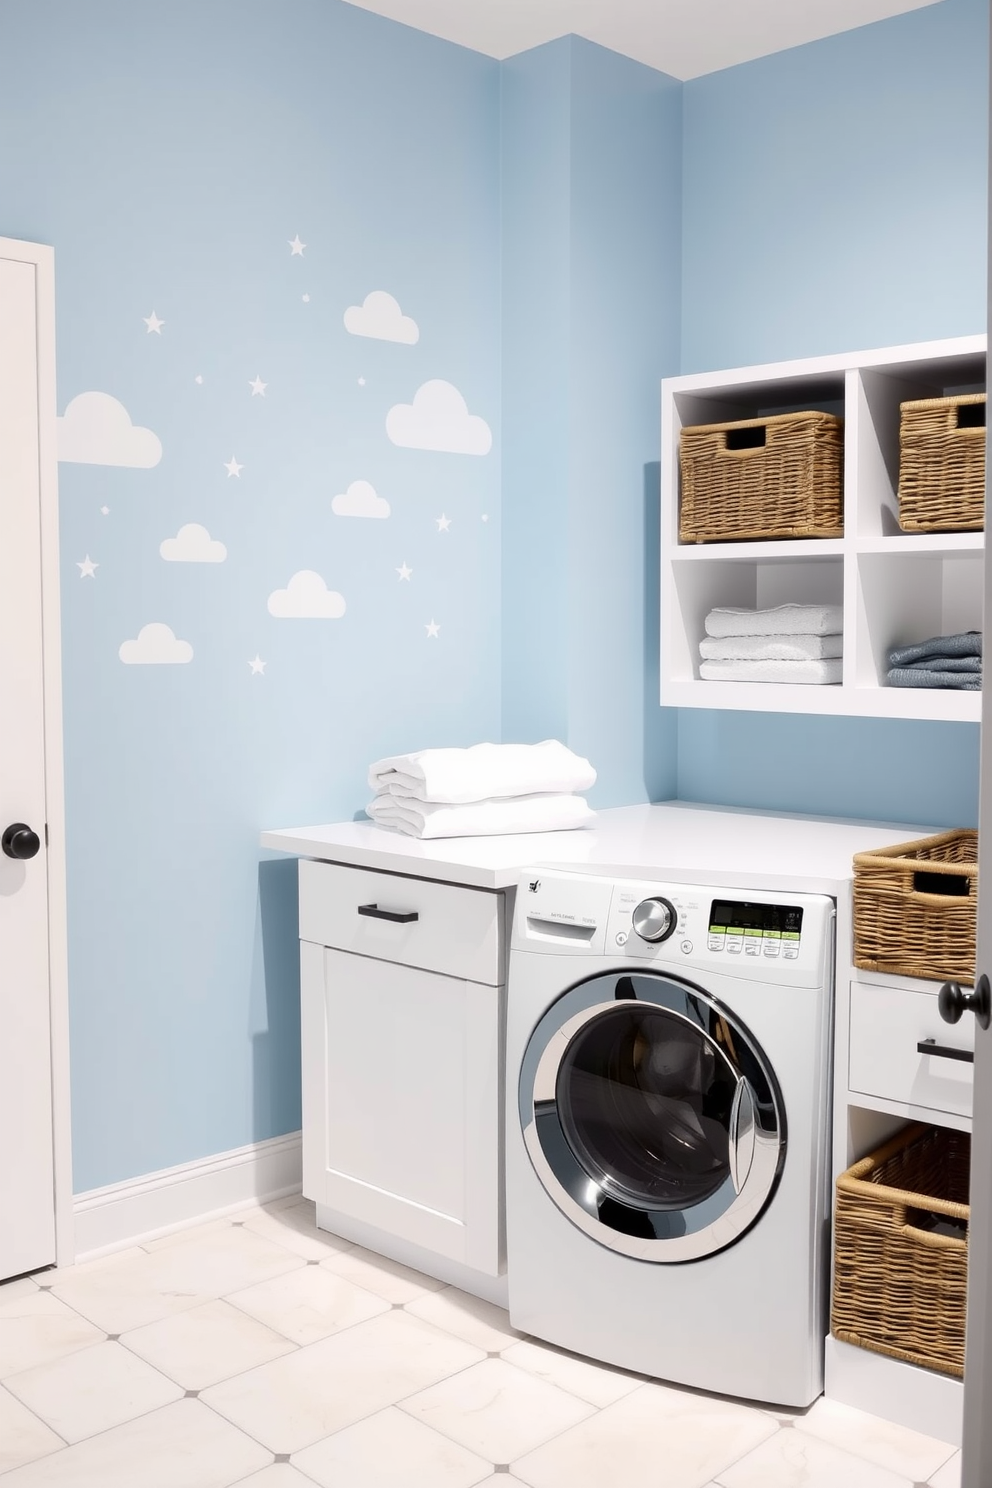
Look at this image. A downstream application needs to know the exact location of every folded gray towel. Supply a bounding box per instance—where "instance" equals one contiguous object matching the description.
[887,666,982,691]
[889,631,982,667]
[901,655,982,673]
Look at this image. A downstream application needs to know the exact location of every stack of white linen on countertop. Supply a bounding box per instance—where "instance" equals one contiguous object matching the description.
[699,603,844,684]
[366,740,597,839]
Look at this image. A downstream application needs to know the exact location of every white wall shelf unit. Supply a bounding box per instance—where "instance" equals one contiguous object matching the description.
[661,335,986,720]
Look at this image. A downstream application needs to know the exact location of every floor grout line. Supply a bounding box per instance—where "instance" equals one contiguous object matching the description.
[192,1389,287,1461]
[0,1375,72,1457]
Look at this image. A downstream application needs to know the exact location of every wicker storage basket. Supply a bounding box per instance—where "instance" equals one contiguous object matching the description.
[852,829,978,984]
[898,393,986,533]
[678,410,844,544]
[832,1123,970,1378]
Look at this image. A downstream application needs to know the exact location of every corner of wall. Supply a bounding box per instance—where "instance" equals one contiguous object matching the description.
[499,36,682,804]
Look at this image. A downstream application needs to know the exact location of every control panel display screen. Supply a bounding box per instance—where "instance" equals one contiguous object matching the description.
[709,901,803,937]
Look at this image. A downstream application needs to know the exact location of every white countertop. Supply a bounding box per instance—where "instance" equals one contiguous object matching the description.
[261,800,935,893]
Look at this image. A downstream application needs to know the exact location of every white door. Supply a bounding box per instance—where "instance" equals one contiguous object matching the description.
[959,169,992,1482]
[0,242,58,1279]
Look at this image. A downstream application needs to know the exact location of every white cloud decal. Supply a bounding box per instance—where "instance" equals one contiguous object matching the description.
[160,524,227,563]
[119,623,193,665]
[386,380,492,455]
[267,570,346,619]
[344,291,419,345]
[331,480,390,520]
[58,392,163,468]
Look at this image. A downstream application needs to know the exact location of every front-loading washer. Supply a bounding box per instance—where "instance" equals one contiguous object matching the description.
[505,869,835,1407]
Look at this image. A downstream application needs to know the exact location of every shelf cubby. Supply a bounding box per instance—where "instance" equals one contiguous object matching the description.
[852,348,985,539]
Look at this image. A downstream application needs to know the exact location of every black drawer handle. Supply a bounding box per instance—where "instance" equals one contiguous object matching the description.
[357,902,419,924]
[917,1038,974,1065]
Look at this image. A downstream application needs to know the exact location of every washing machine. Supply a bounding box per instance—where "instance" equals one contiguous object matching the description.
[505,869,835,1407]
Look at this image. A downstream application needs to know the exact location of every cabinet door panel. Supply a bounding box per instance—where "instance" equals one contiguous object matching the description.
[301,942,500,1274]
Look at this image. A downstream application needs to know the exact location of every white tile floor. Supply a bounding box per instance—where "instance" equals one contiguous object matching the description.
[0,1196,963,1488]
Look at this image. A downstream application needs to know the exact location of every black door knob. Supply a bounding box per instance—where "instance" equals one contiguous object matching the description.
[2,823,41,861]
[938,975,991,1031]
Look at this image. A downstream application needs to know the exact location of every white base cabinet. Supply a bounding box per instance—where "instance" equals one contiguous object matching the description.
[299,859,505,1281]
[828,953,972,1445]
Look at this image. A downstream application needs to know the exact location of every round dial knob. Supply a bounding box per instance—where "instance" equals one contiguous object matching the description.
[631,896,676,943]
[2,823,41,861]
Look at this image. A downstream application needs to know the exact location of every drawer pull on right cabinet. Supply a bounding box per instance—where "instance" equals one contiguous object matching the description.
[358,903,419,924]
[917,1038,974,1064]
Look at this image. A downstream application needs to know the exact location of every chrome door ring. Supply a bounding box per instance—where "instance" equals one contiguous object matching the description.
[520,973,786,1263]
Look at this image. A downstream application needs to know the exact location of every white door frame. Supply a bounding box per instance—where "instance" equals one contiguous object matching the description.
[2,236,74,1268]
[959,73,992,1477]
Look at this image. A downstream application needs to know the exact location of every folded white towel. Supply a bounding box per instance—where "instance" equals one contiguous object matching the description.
[699,658,843,685]
[704,604,844,639]
[699,632,843,661]
[365,792,597,840]
[368,740,596,805]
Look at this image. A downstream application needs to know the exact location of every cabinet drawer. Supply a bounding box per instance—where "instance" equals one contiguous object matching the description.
[299,859,502,985]
[849,980,974,1120]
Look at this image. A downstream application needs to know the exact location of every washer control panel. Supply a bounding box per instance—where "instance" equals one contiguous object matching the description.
[604,881,816,978]
[513,870,831,985]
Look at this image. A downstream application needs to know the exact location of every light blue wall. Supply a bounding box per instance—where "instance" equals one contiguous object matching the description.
[1,0,502,1191]
[677,0,988,828]
[2,0,989,1192]
[500,43,573,746]
[501,38,682,805]
[681,0,988,371]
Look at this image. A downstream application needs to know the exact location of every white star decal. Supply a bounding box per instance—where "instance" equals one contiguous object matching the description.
[100,506,110,516]
[358,377,366,386]
[77,556,98,578]
[249,376,267,397]
[425,620,440,638]
[396,563,413,582]
[302,293,310,303]
[436,514,451,532]
[195,374,203,384]
[143,311,164,334]
[288,235,306,256]
[249,655,266,675]
[224,456,244,477]
[481,514,489,522]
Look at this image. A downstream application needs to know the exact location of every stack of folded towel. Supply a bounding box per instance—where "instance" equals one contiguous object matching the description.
[365,740,597,839]
[887,631,982,691]
[699,603,844,684]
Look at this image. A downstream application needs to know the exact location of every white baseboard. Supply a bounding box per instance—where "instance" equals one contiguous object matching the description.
[71,1131,303,1262]
[314,1202,509,1309]
[824,1334,963,1447]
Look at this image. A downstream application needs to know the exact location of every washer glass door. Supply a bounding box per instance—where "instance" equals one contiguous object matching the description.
[520,972,786,1261]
